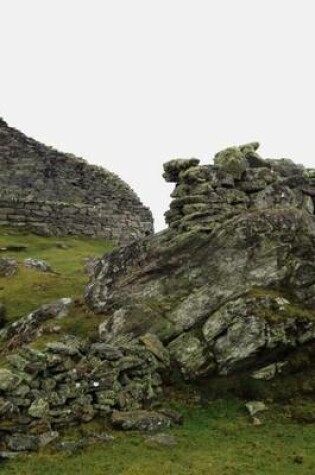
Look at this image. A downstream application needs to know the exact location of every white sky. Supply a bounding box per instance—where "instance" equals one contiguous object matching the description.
[1,0,315,230]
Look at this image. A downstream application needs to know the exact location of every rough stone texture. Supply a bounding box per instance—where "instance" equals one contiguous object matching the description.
[111,410,172,432]
[23,258,52,273]
[0,118,153,244]
[0,258,18,278]
[86,145,315,382]
[0,336,167,452]
[163,143,315,233]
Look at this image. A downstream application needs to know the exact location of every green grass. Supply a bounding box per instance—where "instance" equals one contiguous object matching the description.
[2,399,315,475]
[0,227,113,323]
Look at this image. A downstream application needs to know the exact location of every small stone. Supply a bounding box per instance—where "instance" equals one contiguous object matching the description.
[111,410,171,432]
[139,334,170,366]
[55,438,88,453]
[6,434,39,452]
[144,433,177,447]
[252,417,262,426]
[245,401,267,417]
[0,258,18,278]
[38,431,59,447]
[23,258,52,272]
[163,159,200,182]
[0,398,14,416]
[28,398,49,418]
[0,369,22,391]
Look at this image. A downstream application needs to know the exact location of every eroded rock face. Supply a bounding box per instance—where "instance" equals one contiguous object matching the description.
[86,146,315,382]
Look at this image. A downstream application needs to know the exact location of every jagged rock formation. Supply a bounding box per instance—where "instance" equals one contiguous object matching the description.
[0,118,153,244]
[86,143,315,381]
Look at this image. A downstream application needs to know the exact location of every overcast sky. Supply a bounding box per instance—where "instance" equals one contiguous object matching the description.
[1,1,314,230]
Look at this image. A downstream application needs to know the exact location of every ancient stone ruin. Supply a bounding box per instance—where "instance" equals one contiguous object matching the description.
[0,118,153,244]
[163,142,315,232]
[1,141,315,455]
[0,332,174,453]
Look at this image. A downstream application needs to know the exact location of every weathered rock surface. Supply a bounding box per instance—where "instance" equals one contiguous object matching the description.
[111,410,172,432]
[0,258,18,278]
[23,258,52,273]
[86,145,315,382]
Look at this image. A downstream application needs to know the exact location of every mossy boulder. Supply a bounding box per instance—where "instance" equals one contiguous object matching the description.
[86,205,315,381]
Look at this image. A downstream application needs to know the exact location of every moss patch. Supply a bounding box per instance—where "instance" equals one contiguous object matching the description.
[247,286,315,323]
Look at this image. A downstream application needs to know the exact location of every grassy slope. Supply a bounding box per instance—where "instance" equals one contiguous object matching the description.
[1,228,315,474]
[2,399,315,475]
[0,227,113,339]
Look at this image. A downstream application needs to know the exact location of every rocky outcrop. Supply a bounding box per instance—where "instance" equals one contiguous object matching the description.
[86,144,315,382]
[0,336,168,452]
[163,143,314,232]
[0,118,153,244]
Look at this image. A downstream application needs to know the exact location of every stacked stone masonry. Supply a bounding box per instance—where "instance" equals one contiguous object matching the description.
[0,118,153,244]
[0,336,167,452]
[163,142,315,232]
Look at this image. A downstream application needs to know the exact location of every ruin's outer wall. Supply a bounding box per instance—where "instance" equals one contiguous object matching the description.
[0,197,153,243]
[0,118,153,242]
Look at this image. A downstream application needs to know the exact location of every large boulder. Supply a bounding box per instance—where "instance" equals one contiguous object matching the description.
[86,186,315,381]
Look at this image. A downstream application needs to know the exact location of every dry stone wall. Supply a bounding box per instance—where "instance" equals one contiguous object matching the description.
[0,118,153,244]
[0,336,168,453]
[163,142,315,232]
[0,197,152,243]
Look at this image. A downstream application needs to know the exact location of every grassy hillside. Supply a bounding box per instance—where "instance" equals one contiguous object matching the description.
[0,227,113,339]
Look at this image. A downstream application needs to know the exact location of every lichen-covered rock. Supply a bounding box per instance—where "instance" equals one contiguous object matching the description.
[23,258,52,272]
[160,143,314,233]
[111,410,171,432]
[5,434,40,452]
[163,158,200,182]
[0,369,22,392]
[214,146,248,179]
[28,398,50,418]
[0,258,18,278]
[168,332,215,380]
[86,160,315,381]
